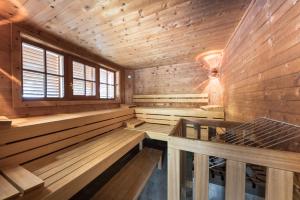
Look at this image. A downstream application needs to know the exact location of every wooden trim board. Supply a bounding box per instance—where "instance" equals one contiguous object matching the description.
[1,165,44,193]
[125,118,145,128]
[133,94,209,104]
[168,136,300,173]
[0,175,20,200]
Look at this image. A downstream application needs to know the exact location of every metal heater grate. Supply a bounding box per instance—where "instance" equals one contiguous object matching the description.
[212,117,300,153]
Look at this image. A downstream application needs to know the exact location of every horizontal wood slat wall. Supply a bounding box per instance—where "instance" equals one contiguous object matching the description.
[221,0,300,125]
[0,108,134,167]
[126,63,223,107]
[134,107,224,126]
[133,93,209,103]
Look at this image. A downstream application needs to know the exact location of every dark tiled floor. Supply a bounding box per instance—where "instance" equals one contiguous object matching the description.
[139,149,167,200]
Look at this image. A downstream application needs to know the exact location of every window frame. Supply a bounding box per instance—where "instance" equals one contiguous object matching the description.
[21,39,67,101]
[71,57,99,100]
[15,34,120,108]
[99,67,116,100]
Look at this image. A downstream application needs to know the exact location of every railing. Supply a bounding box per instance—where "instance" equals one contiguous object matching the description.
[168,118,300,200]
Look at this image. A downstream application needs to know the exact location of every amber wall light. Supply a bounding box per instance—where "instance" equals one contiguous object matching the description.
[195,50,223,78]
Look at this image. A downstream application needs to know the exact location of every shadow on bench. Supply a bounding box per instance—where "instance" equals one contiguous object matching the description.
[91,148,162,200]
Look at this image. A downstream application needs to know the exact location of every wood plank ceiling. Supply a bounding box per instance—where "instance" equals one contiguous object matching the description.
[0,0,250,69]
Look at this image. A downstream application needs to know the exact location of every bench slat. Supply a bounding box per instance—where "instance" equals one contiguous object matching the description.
[0,122,123,167]
[127,123,174,141]
[126,118,145,128]
[0,174,20,200]
[92,148,162,200]
[1,108,133,144]
[133,94,208,99]
[133,94,209,104]
[42,131,137,186]
[28,128,128,176]
[1,166,44,193]
[20,129,145,200]
[133,98,208,103]
[0,114,133,158]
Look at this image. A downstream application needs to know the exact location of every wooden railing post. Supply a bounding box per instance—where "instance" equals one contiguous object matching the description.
[168,146,180,200]
[194,153,209,200]
[225,160,246,200]
[266,168,294,200]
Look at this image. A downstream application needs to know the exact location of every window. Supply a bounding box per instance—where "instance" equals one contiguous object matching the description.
[72,61,96,96]
[22,42,64,99]
[100,68,115,99]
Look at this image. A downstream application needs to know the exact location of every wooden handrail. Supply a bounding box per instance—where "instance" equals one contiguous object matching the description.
[182,118,243,129]
[168,119,298,200]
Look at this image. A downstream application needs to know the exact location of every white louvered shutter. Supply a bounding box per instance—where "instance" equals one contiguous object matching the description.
[22,42,64,99]
[22,43,45,98]
[99,68,115,99]
[46,51,64,98]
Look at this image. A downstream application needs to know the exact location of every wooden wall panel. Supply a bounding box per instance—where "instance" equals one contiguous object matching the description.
[221,0,300,195]
[0,23,14,117]
[130,63,205,107]
[129,63,223,107]
[124,70,134,105]
[0,23,122,118]
[221,0,300,125]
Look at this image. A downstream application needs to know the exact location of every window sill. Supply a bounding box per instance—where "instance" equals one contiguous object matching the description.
[13,99,121,108]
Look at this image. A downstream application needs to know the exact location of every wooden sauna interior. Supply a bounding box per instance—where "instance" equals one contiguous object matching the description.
[0,0,300,200]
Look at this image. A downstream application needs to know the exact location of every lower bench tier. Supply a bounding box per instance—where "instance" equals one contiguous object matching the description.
[92,147,162,200]
[16,128,145,200]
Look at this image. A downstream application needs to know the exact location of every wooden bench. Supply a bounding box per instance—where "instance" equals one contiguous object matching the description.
[130,107,225,141]
[91,148,162,200]
[0,108,146,200]
[133,93,209,104]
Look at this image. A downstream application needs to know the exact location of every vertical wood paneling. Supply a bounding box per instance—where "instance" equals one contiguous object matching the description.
[221,0,300,125]
[168,146,180,200]
[266,167,294,200]
[225,160,246,200]
[194,153,209,200]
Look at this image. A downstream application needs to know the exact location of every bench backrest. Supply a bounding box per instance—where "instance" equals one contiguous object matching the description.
[132,93,209,106]
[134,107,224,125]
[0,108,134,168]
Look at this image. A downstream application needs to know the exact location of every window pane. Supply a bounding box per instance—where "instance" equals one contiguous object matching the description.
[100,83,107,98]
[107,71,114,85]
[73,61,84,79]
[100,68,107,83]
[22,43,45,72]
[86,81,96,96]
[47,51,64,75]
[73,79,85,95]
[86,66,95,81]
[22,70,45,98]
[108,85,114,99]
[60,77,64,98]
[47,75,64,98]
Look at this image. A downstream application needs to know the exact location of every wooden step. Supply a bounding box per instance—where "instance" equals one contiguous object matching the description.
[0,116,12,129]
[1,165,44,193]
[0,174,20,200]
[92,148,162,200]
[126,118,145,128]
